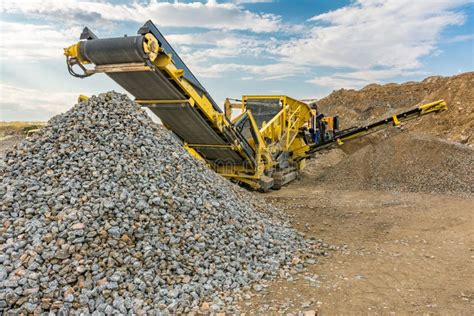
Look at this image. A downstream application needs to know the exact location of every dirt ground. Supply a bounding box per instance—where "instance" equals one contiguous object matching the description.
[239,183,474,314]
[238,129,473,314]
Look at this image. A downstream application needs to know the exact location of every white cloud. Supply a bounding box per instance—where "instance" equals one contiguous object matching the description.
[335,68,425,82]
[165,30,302,80]
[168,0,471,85]
[445,34,474,43]
[281,0,467,70]
[4,0,466,80]
[191,61,307,80]
[0,21,80,60]
[307,76,366,90]
[308,68,426,89]
[167,31,281,68]
[0,83,82,120]
[232,0,273,3]
[2,0,281,33]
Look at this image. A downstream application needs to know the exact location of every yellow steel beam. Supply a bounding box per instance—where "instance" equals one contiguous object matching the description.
[94,63,152,73]
[419,99,448,114]
[135,99,190,104]
[183,143,205,161]
[392,115,400,126]
[253,95,312,152]
[224,98,244,120]
[151,52,227,129]
[187,144,233,149]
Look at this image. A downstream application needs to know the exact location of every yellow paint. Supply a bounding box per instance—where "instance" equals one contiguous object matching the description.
[135,99,188,104]
[393,115,400,126]
[63,28,449,190]
[64,42,90,64]
[78,95,89,102]
[143,33,159,61]
[183,143,205,161]
[419,100,448,113]
[321,117,334,130]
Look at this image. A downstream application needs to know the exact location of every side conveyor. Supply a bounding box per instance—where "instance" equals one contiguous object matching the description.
[306,99,448,154]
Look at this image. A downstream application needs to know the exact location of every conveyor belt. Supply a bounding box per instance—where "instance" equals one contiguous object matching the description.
[148,103,244,163]
[306,100,448,154]
[79,29,249,164]
[80,36,146,64]
[81,35,187,101]
[108,71,186,101]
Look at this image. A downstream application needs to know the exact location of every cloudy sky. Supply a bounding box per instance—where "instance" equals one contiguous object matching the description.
[0,0,473,121]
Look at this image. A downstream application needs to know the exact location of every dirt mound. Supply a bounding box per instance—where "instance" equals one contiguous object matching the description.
[317,72,474,145]
[298,149,347,185]
[317,132,473,194]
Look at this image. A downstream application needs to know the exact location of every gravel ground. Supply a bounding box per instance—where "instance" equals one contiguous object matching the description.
[0,92,322,314]
[0,136,23,168]
[317,132,474,194]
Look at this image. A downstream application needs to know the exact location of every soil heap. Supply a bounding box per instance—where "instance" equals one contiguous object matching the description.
[317,132,474,194]
[0,92,311,314]
[316,72,474,145]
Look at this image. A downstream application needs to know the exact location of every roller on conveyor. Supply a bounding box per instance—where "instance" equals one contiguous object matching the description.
[64,20,448,191]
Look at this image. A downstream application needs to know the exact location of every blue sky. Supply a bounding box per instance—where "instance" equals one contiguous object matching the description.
[0,0,473,121]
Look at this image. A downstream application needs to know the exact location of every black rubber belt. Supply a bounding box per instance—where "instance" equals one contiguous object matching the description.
[81,36,186,100]
[80,36,146,64]
[81,36,244,163]
[148,103,244,163]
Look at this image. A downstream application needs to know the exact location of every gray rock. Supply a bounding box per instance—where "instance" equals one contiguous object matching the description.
[107,226,121,238]
[0,255,7,263]
[0,266,7,281]
[104,305,115,314]
[113,296,126,313]
[0,91,316,313]
[253,284,264,292]
[4,279,18,288]
[103,199,115,209]
[64,294,74,303]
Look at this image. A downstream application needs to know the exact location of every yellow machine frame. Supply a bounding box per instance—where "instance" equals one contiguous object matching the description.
[64,22,449,190]
[214,95,312,188]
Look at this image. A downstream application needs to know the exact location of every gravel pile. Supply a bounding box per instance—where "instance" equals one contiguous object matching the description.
[318,132,474,194]
[0,92,312,314]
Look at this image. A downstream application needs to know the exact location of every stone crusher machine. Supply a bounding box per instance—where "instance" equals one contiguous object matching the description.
[64,20,447,191]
